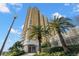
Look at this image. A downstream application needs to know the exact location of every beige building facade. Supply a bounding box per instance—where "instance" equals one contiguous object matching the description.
[22,7,48,53]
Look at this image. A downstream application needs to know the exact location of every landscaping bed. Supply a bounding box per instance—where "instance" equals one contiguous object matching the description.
[34,44,79,56]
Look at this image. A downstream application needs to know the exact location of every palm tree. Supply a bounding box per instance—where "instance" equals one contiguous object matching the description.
[49,16,75,53]
[27,25,50,53]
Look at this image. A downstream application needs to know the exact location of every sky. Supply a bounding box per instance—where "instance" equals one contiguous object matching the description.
[0,3,79,51]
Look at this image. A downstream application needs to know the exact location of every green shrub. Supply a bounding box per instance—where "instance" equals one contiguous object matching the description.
[41,47,50,52]
[48,47,64,53]
[34,52,65,56]
[3,50,25,56]
[34,44,79,56]
[50,52,65,56]
[3,41,25,56]
[41,47,64,53]
[41,42,51,48]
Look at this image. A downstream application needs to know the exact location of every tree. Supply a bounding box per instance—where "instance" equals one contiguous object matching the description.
[9,41,23,52]
[28,25,50,53]
[49,16,75,53]
[8,41,25,56]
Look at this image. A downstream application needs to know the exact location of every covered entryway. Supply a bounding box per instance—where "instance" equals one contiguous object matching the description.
[28,45,36,53]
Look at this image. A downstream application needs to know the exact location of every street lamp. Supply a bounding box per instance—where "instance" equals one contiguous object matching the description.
[0,16,17,56]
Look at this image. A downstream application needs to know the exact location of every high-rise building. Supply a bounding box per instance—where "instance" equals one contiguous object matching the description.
[22,7,48,53]
[22,7,79,53]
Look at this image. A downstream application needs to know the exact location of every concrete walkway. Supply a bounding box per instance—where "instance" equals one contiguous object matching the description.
[21,53,35,56]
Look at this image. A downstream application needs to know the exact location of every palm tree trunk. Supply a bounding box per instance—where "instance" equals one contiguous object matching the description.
[38,34,41,54]
[38,39,41,53]
[57,30,70,53]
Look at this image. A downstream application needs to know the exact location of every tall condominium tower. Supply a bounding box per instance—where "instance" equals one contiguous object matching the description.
[22,7,48,53]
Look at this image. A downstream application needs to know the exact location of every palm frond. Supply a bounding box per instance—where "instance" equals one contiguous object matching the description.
[49,16,75,34]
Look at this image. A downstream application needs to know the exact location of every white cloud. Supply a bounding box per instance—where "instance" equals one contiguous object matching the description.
[0,3,22,13]
[21,25,24,29]
[76,5,79,8]
[10,3,22,11]
[52,12,65,18]
[74,9,79,12]
[64,3,70,6]
[11,3,22,5]
[11,28,21,35]
[73,4,79,12]
[0,3,10,13]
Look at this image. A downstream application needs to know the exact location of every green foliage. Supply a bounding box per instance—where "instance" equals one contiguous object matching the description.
[34,50,76,56]
[3,51,25,56]
[34,52,65,56]
[49,16,75,34]
[9,41,23,52]
[49,16,75,52]
[41,48,50,52]
[50,52,65,56]
[48,47,64,53]
[41,46,64,53]
[27,25,51,52]
[67,45,79,55]
[3,41,25,56]
[28,25,50,39]
[27,25,42,39]
[49,16,75,37]
[34,44,79,56]
[41,42,51,48]
[41,42,51,52]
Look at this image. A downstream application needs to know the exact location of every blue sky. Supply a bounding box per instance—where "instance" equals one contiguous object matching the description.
[0,3,79,51]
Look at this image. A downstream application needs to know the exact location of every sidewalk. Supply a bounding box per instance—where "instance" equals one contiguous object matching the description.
[21,53,35,56]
